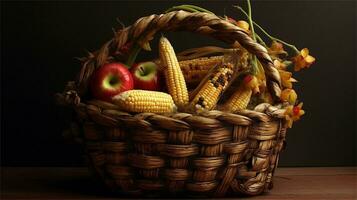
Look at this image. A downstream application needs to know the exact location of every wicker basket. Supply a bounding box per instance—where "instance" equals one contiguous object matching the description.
[58,10,289,197]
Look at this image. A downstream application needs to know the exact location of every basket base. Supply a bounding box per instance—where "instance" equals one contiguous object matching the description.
[79,114,287,197]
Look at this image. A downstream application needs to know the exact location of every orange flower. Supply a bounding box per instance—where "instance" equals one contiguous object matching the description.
[280,89,297,105]
[268,41,287,57]
[292,48,316,71]
[284,103,305,128]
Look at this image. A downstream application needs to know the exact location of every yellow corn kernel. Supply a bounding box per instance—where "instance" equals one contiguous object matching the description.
[112,90,177,114]
[222,75,259,112]
[223,87,252,112]
[179,56,223,84]
[159,36,189,107]
[190,63,234,111]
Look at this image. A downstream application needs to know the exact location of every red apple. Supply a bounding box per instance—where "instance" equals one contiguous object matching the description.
[90,62,134,102]
[131,61,161,91]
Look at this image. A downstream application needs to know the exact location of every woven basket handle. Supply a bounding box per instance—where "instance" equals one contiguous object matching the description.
[76,11,282,101]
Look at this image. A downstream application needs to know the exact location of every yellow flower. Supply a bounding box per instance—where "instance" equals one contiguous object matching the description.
[284,103,305,128]
[273,59,287,70]
[280,89,297,105]
[268,41,287,57]
[279,69,297,89]
[236,20,250,32]
[292,48,316,71]
[273,59,297,88]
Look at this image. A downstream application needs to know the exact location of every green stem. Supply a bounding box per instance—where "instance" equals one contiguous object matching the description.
[126,43,141,67]
[253,21,300,54]
[181,5,214,14]
[138,66,146,76]
[246,0,258,75]
[165,5,199,13]
[246,0,256,42]
[166,5,214,14]
[235,6,300,54]
[255,33,267,47]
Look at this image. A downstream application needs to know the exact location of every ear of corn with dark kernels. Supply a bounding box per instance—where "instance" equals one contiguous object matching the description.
[112,90,177,114]
[179,56,223,86]
[190,63,235,112]
[159,36,189,107]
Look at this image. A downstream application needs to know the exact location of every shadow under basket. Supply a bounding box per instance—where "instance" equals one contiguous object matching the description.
[58,10,288,198]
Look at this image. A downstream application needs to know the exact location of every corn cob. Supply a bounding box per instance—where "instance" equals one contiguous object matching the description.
[112,90,177,114]
[222,75,259,112]
[190,63,235,112]
[159,36,189,107]
[179,56,223,85]
[223,86,252,112]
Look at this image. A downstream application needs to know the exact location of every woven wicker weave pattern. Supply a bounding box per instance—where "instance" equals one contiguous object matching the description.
[68,99,287,197]
[57,10,289,197]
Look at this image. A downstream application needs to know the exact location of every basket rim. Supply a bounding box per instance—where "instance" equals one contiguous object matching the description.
[69,97,286,131]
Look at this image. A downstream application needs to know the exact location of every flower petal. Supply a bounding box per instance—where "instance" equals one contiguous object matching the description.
[236,20,250,32]
[297,102,303,108]
[301,48,309,57]
[289,77,298,83]
[299,110,305,116]
[305,55,316,64]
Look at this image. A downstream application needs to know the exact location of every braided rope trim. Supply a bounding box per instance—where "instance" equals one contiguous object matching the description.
[70,99,286,131]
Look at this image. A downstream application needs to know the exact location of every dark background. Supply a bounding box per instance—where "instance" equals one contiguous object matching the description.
[1,1,356,167]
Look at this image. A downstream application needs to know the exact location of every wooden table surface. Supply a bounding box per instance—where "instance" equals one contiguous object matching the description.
[1,167,356,199]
